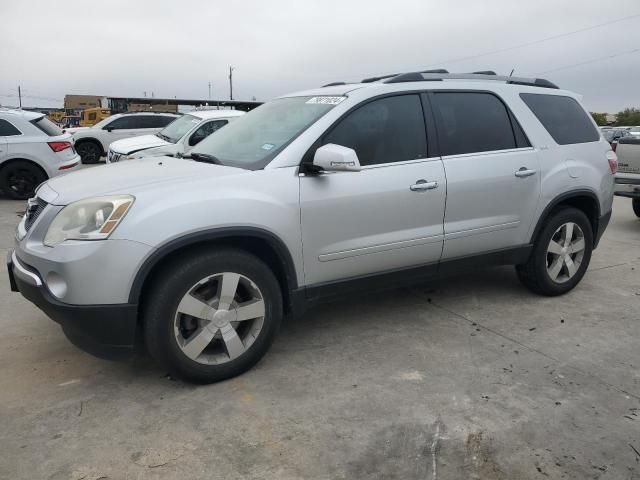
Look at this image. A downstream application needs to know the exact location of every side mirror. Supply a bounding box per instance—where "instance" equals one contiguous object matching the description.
[105,126,114,132]
[313,144,361,172]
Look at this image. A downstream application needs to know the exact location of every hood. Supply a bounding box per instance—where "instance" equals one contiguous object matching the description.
[42,156,245,205]
[110,134,170,154]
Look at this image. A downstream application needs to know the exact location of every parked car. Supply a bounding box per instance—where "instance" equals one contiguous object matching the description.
[602,128,631,152]
[0,109,81,199]
[106,110,244,163]
[613,135,640,216]
[8,72,614,383]
[69,112,179,164]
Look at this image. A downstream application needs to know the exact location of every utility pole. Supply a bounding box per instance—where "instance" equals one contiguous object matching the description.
[208,81,212,100]
[229,66,235,100]
[18,85,22,109]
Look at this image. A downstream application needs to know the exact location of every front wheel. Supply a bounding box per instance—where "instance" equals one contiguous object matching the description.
[0,161,47,200]
[516,207,593,296]
[75,141,102,164]
[633,198,640,218]
[144,248,283,383]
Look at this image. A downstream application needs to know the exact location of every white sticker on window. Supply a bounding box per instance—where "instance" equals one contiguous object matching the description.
[261,143,275,151]
[305,96,346,105]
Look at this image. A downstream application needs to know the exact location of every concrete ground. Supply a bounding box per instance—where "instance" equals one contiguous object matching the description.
[0,195,638,480]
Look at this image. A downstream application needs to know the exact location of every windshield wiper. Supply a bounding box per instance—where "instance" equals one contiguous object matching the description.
[156,133,172,142]
[184,153,222,165]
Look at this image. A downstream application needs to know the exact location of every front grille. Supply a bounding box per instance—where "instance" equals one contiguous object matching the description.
[107,150,121,163]
[24,197,48,231]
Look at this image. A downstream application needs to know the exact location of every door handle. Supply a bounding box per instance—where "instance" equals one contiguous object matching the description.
[515,167,536,178]
[410,180,439,191]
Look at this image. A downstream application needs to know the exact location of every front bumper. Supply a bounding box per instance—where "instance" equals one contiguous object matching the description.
[7,250,138,359]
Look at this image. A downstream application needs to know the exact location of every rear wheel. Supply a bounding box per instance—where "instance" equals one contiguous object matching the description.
[0,160,47,200]
[143,248,283,383]
[633,198,640,218]
[517,207,593,296]
[76,141,102,164]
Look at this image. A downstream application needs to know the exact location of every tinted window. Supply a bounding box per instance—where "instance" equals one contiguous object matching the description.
[106,116,137,130]
[520,93,599,145]
[324,94,427,166]
[0,119,22,136]
[189,119,228,146]
[432,92,517,156]
[31,116,63,136]
[141,115,175,128]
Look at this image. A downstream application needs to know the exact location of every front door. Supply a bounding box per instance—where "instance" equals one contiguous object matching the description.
[300,94,446,287]
[429,91,541,259]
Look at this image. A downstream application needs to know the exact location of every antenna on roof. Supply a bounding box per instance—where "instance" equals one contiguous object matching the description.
[509,69,515,77]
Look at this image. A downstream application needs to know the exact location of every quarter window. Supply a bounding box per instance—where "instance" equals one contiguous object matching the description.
[431,92,520,156]
[520,93,599,145]
[0,119,22,136]
[323,94,428,166]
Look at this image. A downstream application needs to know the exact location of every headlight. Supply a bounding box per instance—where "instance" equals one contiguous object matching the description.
[44,195,134,247]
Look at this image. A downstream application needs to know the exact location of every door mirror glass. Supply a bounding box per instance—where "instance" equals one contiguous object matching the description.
[313,143,361,172]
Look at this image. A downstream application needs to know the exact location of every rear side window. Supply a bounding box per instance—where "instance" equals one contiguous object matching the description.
[0,119,22,136]
[520,93,599,145]
[431,92,520,156]
[141,115,176,128]
[31,116,63,136]
[323,94,427,166]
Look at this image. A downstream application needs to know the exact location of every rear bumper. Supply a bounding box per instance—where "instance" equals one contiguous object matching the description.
[7,250,137,360]
[614,176,640,198]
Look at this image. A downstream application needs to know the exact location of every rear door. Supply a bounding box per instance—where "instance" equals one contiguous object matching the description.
[300,93,446,287]
[430,91,541,259]
[0,119,19,162]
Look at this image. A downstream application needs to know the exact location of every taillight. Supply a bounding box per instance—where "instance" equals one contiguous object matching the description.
[48,141,72,152]
[606,150,617,174]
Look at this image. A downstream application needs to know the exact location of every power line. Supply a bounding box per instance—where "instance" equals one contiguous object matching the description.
[339,12,640,82]
[539,48,640,74]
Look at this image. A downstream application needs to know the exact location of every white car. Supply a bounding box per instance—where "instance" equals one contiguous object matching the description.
[0,109,81,199]
[69,112,179,164]
[106,110,244,163]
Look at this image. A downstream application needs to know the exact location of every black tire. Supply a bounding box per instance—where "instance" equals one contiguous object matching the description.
[633,198,640,218]
[143,248,283,383]
[75,140,102,164]
[516,207,593,296]
[0,160,47,200]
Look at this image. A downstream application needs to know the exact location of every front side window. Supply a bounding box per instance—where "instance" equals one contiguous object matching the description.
[520,93,599,145]
[0,119,22,136]
[189,119,228,146]
[431,92,518,156]
[191,96,341,170]
[142,115,175,128]
[323,94,427,166]
[106,116,136,130]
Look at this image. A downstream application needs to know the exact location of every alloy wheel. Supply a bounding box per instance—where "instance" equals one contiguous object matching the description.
[546,222,585,283]
[173,272,266,365]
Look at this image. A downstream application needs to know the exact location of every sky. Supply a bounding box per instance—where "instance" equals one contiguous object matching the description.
[1,0,639,113]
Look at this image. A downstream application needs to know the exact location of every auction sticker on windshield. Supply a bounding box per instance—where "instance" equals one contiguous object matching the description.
[305,96,346,105]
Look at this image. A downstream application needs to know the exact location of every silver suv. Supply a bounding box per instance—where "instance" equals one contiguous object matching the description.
[8,72,615,383]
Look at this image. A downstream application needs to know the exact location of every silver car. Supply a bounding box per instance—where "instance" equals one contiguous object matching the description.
[8,72,615,383]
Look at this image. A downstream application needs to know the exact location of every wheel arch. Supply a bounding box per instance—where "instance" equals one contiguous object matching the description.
[530,189,601,246]
[0,157,49,178]
[130,227,299,315]
[74,137,105,155]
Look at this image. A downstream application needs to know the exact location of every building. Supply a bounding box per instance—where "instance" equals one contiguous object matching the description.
[64,94,261,114]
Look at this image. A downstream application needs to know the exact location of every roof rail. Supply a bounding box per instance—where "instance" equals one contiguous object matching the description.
[383,72,559,89]
[322,82,347,87]
[361,73,399,83]
[471,70,497,75]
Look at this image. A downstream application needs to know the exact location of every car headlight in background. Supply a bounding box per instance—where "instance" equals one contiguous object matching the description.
[44,195,134,246]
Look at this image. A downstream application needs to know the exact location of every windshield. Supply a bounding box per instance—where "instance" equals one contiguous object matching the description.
[158,114,201,143]
[190,96,342,169]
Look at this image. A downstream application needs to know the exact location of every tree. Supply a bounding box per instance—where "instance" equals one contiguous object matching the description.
[590,112,608,126]
[614,108,640,126]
